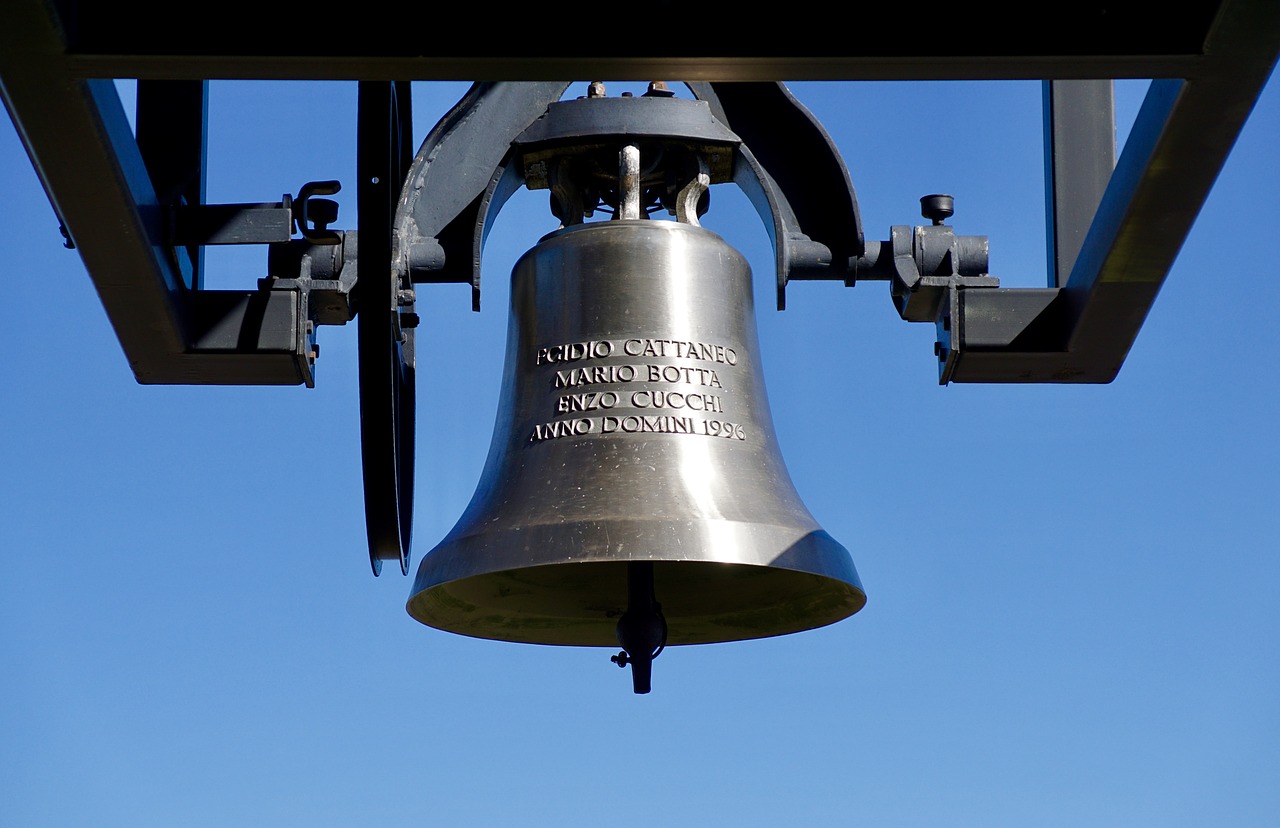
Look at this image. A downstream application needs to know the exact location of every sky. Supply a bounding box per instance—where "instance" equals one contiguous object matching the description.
[2,72,1278,827]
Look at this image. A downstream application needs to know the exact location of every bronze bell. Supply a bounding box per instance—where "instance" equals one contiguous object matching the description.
[406,94,865,692]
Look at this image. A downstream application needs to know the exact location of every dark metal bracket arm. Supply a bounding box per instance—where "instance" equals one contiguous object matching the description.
[168,180,341,248]
[393,81,864,313]
[684,81,864,311]
[182,222,359,390]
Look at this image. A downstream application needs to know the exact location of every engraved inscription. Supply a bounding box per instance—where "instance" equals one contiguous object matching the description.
[537,340,614,365]
[602,416,745,439]
[538,338,737,367]
[552,364,721,389]
[531,415,746,442]
[556,391,620,413]
[645,364,722,388]
[530,418,596,440]
[630,390,723,413]
[554,390,723,415]
[621,338,737,364]
[554,365,637,388]
[530,335,745,444]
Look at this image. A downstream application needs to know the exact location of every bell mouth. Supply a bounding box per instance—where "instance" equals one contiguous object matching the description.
[407,522,865,647]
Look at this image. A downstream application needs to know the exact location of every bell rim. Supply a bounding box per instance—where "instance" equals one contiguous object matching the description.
[407,558,866,647]
[407,521,864,647]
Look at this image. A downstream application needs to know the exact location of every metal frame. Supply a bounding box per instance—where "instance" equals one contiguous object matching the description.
[3,1,1277,386]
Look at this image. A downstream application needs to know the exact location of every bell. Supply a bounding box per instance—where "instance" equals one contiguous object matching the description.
[407,218,866,689]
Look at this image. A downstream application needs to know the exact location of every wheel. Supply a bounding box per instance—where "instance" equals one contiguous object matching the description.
[358,81,415,576]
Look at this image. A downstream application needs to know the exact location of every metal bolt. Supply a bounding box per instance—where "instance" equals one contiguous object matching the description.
[920,194,955,225]
[644,81,675,98]
[587,81,606,99]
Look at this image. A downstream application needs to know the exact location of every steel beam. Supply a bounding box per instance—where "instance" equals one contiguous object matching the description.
[1043,80,1116,289]
[946,1,1280,383]
[0,3,311,385]
[42,3,1225,81]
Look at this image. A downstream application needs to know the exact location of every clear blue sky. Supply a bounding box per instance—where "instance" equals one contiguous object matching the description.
[3,75,1278,827]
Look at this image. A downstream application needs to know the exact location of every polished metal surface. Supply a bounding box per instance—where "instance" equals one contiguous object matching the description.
[408,220,865,646]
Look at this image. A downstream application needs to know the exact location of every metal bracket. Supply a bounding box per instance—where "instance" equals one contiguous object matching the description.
[167,180,342,247]
[887,223,997,324]
[293,180,342,245]
[685,82,864,310]
[171,202,293,246]
[264,232,359,327]
[392,81,864,312]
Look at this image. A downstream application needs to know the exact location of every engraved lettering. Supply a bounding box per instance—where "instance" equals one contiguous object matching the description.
[620,415,695,434]
[530,415,744,442]
[537,340,614,365]
[697,419,746,440]
[532,336,740,443]
[556,391,619,413]
[618,338,737,364]
[645,364,723,388]
[626,390,725,412]
[554,364,637,388]
[530,417,595,442]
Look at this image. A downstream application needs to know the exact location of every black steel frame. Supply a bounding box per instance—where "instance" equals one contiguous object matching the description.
[3,1,1277,386]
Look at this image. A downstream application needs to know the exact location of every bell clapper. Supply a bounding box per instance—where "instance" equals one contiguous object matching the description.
[611,561,668,694]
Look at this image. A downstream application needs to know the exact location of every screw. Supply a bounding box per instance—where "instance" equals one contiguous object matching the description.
[587,81,606,98]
